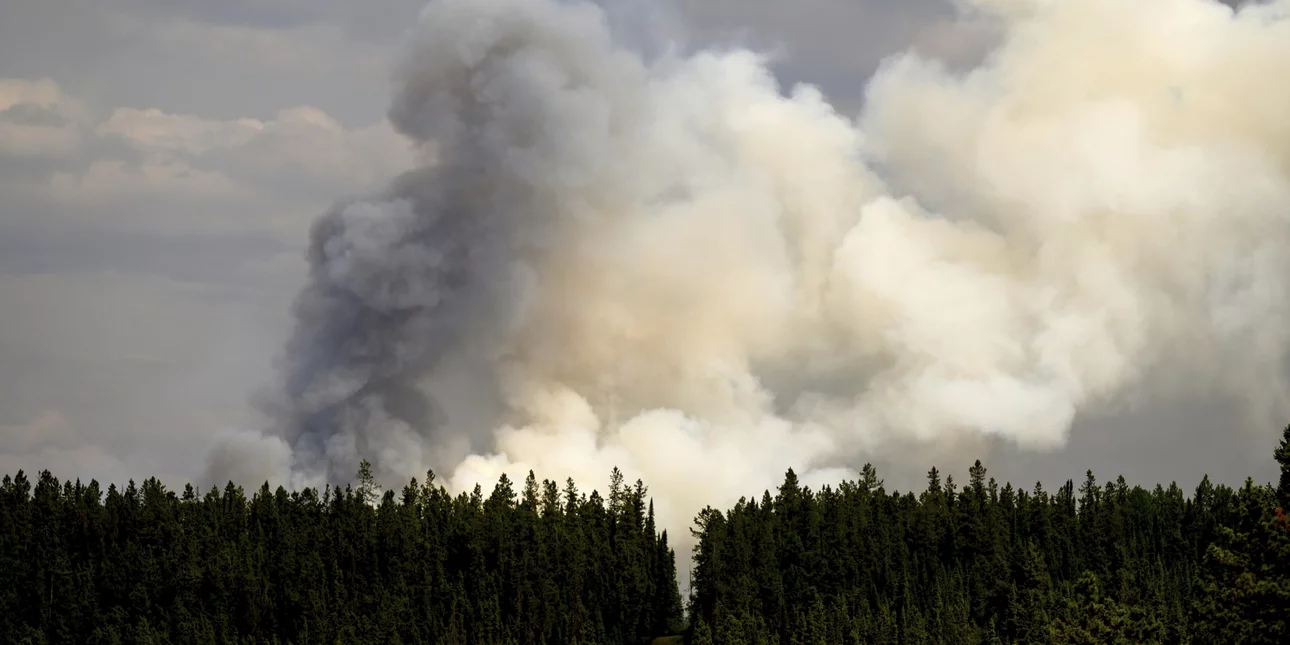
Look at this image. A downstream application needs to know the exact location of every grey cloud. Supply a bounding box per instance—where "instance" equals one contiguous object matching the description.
[677,0,984,111]
[111,0,429,40]
[0,121,141,179]
[0,74,405,487]
[0,86,409,257]
[0,102,70,128]
[997,395,1284,491]
[0,411,131,485]
[0,0,973,128]
[0,0,394,125]
[0,269,292,486]
[0,222,297,289]
[870,394,1286,497]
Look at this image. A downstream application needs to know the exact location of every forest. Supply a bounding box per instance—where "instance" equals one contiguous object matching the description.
[686,426,1290,645]
[0,464,683,645]
[1,426,1287,645]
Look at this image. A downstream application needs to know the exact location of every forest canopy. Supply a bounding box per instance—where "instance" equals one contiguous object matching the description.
[2,425,1288,645]
[0,465,683,645]
[685,426,1290,645]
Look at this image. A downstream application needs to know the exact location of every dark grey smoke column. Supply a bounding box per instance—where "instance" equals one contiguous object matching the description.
[276,173,486,483]
[270,0,642,483]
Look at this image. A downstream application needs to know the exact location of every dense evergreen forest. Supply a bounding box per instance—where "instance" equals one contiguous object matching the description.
[2,427,1288,645]
[687,426,1290,645]
[0,464,683,645]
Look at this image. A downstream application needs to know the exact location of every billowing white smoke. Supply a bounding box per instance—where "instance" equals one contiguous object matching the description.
[209,0,1290,550]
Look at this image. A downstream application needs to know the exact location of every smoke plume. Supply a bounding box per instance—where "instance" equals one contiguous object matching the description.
[210,0,1290,543]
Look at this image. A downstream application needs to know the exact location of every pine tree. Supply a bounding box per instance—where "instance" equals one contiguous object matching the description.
[0,466,683,645]
[356,459,380,506]
[684,439,1290,645]
[1274,423,1290,510]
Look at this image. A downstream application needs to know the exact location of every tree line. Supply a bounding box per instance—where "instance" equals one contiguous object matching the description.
[0,463,683,645]
[686,426,1290,644]
[3,427,1288,644]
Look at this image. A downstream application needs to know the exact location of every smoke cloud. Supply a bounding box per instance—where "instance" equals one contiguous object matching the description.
[208,0,1290,545]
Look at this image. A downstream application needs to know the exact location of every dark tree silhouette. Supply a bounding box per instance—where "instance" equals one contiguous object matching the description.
[686,430,1290,644]
[0,467,682,645]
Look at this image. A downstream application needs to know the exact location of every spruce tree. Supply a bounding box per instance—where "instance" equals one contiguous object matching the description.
[356,458,380,506]
[1274,423,1290,510]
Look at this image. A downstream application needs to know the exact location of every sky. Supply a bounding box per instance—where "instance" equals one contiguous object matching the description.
[0,0,1281,497]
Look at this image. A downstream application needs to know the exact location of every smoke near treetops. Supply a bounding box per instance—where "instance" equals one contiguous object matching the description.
[206,0,1290,542]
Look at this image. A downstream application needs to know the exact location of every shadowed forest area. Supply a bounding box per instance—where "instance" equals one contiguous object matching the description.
[0,465,684,644]
[2,427,1288,645]
[685,426,1290,645]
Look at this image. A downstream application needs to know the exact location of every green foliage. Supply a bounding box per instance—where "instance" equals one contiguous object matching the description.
[1274,424,1290,510]
[0,466,682,645]
[355,458,380,506]
[687,433,1290,645]
[5,428,1289,645]
[1191,480,1290,645]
